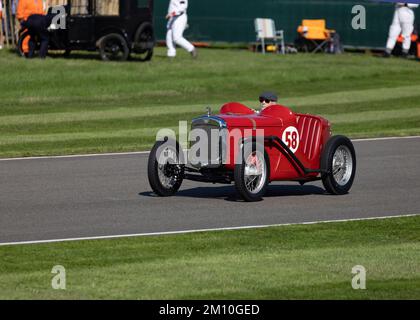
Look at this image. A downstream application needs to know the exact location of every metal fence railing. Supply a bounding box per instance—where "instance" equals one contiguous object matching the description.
[1,0,18,48]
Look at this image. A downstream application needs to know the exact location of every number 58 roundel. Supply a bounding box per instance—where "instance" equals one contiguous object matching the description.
[282,126,300,153]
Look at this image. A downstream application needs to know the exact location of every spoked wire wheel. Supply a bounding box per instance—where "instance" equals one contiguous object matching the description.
[244,151,267,194]
[157,146,183,190]
[148,140,184,197]
[332,145,353,186]
[234,141,270,202]
[321,135,356,195]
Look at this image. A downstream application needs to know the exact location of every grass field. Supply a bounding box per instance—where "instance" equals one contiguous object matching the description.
[0,216,419,300]
[1,48,419,300]
[0,48,420,158]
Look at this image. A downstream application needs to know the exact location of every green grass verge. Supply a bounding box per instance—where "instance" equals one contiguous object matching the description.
[0,216,419,299]
[1,48,420,158]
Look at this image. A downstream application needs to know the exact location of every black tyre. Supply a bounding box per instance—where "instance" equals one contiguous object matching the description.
[147,139,185,197]
[98,33,129,61]
[234,141,270,202]
[133,22,154,61]
[321,135,356,195]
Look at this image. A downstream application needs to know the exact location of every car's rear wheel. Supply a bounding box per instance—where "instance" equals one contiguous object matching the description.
[98,33,129,61]
[321,135,356,195]
[133,22,154,61]
[234,141,270,202]
[148,139,184,197]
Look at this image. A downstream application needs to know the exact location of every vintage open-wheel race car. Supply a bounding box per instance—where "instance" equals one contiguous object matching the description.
[148,102,357,202]
[17,0,155,61]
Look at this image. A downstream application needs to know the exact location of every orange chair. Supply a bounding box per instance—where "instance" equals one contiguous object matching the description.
[297,19,335,53]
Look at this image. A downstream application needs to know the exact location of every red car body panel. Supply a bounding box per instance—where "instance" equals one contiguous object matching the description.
[215,102,331,181]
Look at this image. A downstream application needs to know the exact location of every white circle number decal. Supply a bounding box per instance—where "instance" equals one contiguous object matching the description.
[282,126,300,153]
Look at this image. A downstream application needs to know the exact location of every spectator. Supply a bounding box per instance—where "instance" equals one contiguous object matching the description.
[17,0,51,58]
[166,0,197,58]
[17,0,44,22]
[384,2,419,58]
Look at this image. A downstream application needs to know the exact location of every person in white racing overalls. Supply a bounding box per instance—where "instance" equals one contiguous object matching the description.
[385,2,419,57]
[166,0,197,58]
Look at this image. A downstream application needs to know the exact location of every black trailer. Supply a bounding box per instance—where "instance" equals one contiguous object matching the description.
[18,0,155,61]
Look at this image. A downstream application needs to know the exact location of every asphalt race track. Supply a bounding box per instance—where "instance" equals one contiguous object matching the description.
[0,137,419,244]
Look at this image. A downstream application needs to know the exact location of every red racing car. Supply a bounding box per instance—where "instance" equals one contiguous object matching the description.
[148,102,356,202]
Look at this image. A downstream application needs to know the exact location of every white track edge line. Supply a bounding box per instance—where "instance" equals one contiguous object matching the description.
[352,135,420,142]
[0,213,418,247]
[0,135,419,162]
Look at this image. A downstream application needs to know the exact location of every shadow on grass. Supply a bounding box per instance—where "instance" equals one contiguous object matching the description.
[140,184,326,202]
[45,52,169,62]
[9,50,166,62]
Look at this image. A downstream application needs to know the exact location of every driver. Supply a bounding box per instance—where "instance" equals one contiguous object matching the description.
[259,91,278,111]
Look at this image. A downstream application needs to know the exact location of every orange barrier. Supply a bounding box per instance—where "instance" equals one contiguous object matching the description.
[418,42,420,59]
[397,34,419,58]
[397,34,418,43]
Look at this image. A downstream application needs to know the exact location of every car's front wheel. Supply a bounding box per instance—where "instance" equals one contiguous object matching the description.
[148,139,184,197]
[234,141,270,202]
[321,135,356,195]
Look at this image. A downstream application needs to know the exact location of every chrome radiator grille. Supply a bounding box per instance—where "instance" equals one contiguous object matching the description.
[189,116,227,169]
